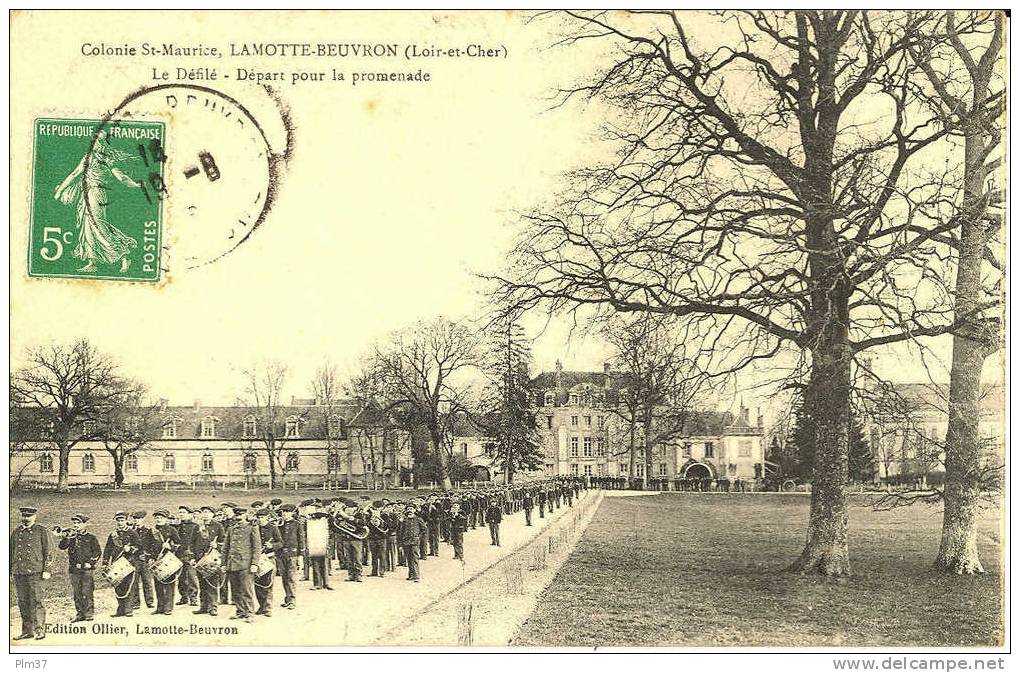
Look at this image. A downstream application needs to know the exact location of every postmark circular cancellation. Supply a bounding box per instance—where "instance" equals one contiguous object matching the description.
[81,83,292,274]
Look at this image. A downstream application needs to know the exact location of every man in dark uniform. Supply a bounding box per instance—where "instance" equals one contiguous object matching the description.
[486,497,503,547]
[277,504,303,609]
[102,511,141,619]
[58,513,101,622]
[425,496,440,557]
[339,507,369,583]
[254,508,282,616]
[298,499,314,580]
[150,509,181,615]
[191,505,224,616]
[449,503,467,561]
[440,494,452,542]
[175,505,200,606]
[384,503,399,572]
[538,489,546,518]
[397,505,425,582]
[11,506,52,640]
[129,511,157,610]
[367,502,389,578]
[522,490,534,526]
[220,505,261,622]
[217,502,237,607]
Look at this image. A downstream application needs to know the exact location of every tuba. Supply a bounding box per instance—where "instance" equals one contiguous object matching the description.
[330,512,368,540]
[369,514,388,536]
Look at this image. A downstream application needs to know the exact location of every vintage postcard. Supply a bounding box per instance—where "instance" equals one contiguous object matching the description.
[8,8,1008,657]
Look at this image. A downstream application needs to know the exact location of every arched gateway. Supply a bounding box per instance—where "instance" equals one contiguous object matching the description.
[683,462,713,480]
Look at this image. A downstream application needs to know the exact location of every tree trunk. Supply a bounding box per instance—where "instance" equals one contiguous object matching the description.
[789,291,853,576]
[642,415,654,491]
[113,454,125,488]
[935,130,993,575]
[430,430,453,491]
[57,443,70,492]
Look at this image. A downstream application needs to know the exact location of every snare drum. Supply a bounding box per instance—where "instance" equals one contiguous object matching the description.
[254,553,276,578]
[101,556,135,587]
[195,548,222,579]
[150,552,184,582]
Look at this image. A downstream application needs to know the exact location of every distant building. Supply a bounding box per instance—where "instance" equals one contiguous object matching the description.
[10,398,412,488]
[528,361,766,481]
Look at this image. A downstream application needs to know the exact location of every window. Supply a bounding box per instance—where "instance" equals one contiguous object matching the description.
[162,453,175,472]
[201,453,214,472]
[704,442,715,459]
[683,442,692,457]
[461,442,469,455]
[571,416,578,426]
[200,417,217,438]
[597,416,605,429]
[327,416,346,439]
[243,452,257,472]
[619,463,627,475]
[544,391,555,406]
[584,415,592,426]
[45,421,55,437]
[636,463,644,478]
[39,453,53,473]
[327,451,340,472]
[82,453,95,472]
[125,453,138,471]
[243,417,257,438]
[596,464,605,476]
[285,452,299,471]
[162,419,177,439]
[739,440,752,457]
[570,463,578,476]
[569,394,579,405]
[583,436,593,458]
[570,437,579,457]
[659,462,668,476]
[546,416,553,429]
[596,437,605,456]
[583,464,592,476]
[285,417,301,438]
[82,420,96,436]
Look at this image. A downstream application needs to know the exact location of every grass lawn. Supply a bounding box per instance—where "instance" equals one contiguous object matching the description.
[512,494,1003,647]
[9,487,429,605]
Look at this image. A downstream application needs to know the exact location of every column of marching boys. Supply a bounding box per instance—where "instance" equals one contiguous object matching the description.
[10,478,588,637]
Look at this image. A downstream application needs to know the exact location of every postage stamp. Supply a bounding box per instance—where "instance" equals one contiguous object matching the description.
[29,117,166,282]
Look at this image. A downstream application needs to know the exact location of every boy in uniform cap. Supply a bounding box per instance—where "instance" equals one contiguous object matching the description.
[254,508,282,616]
[449,503,468,561]
[150,509,181,615]
[129,511,157,609]
[277,504,303,609]
[217,503,238,606]
[220,506,261,622]
[397,505,426,582]
[59,514,101,621]
[486,497,503,547]
[11,506,52,639]
[298,499,314,581]
[175,505,200,606]
[102,512,141,618]
[191,505,224,616]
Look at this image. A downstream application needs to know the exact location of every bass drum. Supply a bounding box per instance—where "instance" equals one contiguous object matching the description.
[150,552,183,582]
[102,556,135,587]
[306,516,329,557]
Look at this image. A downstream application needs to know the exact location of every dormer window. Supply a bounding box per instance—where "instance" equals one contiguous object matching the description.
[243,416,258,438]
[327,416,345,438]
[286,416,301,438]
[569,393,579,405]
[162,418,178,439]
[82,420,96,436]
[200,417,217,438]
[544,391,555,406]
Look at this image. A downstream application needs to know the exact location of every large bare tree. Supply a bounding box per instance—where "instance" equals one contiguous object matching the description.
[11,339,139,491]
[98,385,164,488]
[492,11,992,575]
[238,359,302,489]
[371,318,479,491]
[906,11,1005,575]
[310,359,349,486]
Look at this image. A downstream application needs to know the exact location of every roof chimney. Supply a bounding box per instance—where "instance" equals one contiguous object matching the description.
[739,403,749,426]
[756,407,763,428]
[193,399,201,410]
[555,359,563,387]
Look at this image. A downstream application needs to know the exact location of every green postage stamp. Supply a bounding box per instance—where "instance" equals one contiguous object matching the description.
[29,117,166,282]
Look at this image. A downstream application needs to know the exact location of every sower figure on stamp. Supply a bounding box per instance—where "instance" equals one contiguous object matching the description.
[102,511,141,619]
[58,513,101,622]
[129,511,157,610]
[150,509,181,615]
[175,505,200,606]
[191,505,224,617]
[255,508,282,616]
[52,130,142,274]
[11,506,52,640]
[220,505,261,623]
[277,504,303,609]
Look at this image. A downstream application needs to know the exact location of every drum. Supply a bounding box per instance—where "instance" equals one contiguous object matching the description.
[195,548,222,579]
[306,516,329,557]
[150,552,183,582]
[254,553,276,578]
[102,556,135,587]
